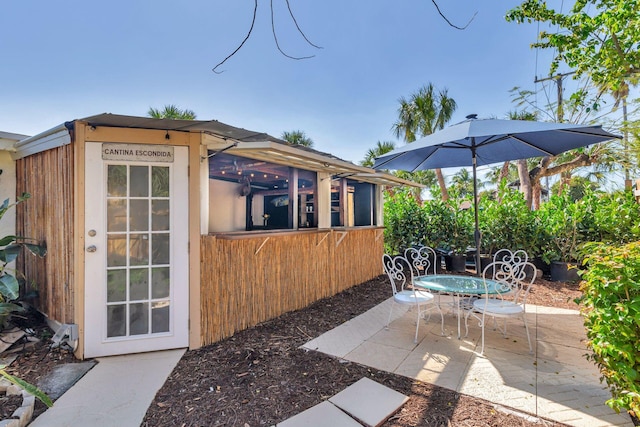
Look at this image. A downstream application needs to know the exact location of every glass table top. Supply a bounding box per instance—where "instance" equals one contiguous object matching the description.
[413,274,509,294]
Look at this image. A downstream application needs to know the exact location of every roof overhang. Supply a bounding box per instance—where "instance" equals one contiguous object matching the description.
[204,136,422,188]
[12,124,70,160]
[9,113,421,188]
[0,131,31,151]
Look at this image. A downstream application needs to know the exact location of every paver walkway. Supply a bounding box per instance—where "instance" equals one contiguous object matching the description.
[302,296,633,427]
[30,349,185,427]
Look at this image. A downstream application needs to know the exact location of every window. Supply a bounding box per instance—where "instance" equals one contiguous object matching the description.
[208,153,317,231]
[331,178,376,227]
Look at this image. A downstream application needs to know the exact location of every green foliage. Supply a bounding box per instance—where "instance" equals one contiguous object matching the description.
[537,192,587,263]
[0,365,53,407]
[384,186,640,264]
[580,190,640,244]
[422,199,454,250]
[506,0,639,94]
[147,105,197,120]
[0,194,47,328]
[535,189,640,263]
[281,130,314,148]
[0,194,52,408]
[445,199,474,255]
[383,188,427,254]
[579,241,640,418]
[479,183,538,256]
[383,189,474,255]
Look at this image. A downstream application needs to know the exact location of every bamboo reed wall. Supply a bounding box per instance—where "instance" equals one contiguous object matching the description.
[200,228,384,346]
[16,144,75,324]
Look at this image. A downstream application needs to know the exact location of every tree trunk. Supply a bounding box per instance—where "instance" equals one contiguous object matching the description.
[528,153,592,210]
[517,159,532,208]
[531,180,543,210]
[436,168,449,201]
[498,161,510,183]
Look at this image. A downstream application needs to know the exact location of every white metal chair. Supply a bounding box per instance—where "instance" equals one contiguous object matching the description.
[404,246,438,276]
[492,249,529,279]
[405,246,448,333]
[382,254,443,343]
[464,261,536,355]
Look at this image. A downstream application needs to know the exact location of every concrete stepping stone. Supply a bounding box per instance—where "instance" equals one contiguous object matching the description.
[277,401,362,427]
[329,377,409,427]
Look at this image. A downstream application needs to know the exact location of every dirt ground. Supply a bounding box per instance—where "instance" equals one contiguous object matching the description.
[3,273,583,426]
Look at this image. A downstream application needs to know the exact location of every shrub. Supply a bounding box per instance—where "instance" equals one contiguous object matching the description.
[383,188,427,254]
[0,194,46,329]
[479,184,536,255]
[579,241,640,418]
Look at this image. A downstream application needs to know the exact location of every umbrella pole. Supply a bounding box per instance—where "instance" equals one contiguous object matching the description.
[471,146,481,275]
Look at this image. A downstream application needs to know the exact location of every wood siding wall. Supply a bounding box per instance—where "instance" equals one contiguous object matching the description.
[15,144,75,324]
[200,228,384,346]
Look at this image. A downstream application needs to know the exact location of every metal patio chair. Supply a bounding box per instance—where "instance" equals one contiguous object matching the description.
[382,254,444,343]
[464,261,536,355]
[404,246,438,276]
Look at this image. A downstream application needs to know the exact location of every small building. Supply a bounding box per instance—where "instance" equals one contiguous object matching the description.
[12,114,415,358]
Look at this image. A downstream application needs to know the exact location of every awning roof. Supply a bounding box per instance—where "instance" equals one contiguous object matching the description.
[19,113,421,188]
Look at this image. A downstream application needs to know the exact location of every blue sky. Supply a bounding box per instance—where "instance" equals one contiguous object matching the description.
[2,1,565,167]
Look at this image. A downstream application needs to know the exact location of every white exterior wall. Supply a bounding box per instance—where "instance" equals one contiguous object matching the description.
[208,179,248,232]
[0,150,17,238]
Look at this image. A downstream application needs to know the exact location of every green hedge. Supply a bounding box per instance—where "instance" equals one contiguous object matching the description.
[579,241,640,418]
[383,188,640,261]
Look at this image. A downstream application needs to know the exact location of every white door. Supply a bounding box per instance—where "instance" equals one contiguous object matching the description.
[84,142,189,358]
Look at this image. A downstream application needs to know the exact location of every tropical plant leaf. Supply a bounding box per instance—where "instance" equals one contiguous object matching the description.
[0,369,53,407]
[0,244,21,264]
[0,302,24,316]
[23,242,47,257]
[0,198,9,219]
[0,274,19,301]
[0,235,16,246]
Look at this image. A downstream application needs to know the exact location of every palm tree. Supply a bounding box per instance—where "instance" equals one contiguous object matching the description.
[361,141,396,167]
[450,168,479,198]
[392,83,457,201]
[281,130,314,147]
[148,105,197,120]
[362,141,436,202]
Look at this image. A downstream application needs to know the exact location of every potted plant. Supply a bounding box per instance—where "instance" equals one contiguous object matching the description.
[422,199,452,272]
[538,193,584,281]
[478,186,534,272]
[444,200,473,273]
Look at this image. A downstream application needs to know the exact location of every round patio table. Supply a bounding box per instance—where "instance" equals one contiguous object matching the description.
[413,274,510,339]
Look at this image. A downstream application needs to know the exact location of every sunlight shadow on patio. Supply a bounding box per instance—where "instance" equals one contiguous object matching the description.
[302,299,633,427]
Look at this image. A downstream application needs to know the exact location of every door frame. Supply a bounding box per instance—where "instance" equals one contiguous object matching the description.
[83,142,190,358]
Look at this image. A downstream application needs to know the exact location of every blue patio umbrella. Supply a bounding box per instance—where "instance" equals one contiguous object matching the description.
[372,115,620,272]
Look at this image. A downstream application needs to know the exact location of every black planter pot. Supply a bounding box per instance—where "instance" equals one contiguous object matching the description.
[533,257,551,276]
[479,256,492,274]
[449,254,467,273]
[550,261,581,282]
[436,254,446,273]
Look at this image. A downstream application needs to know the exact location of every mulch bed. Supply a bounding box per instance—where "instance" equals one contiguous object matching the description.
[0,308,80,420]
[142,274,580,426]
[2,273,583,426]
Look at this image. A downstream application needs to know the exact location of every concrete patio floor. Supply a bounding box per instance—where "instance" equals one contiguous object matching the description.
[302,296,633,427]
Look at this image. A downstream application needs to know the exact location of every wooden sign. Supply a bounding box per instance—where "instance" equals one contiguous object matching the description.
[102,143,174,163]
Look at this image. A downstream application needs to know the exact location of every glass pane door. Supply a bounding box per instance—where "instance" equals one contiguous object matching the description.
[105,164,172,338]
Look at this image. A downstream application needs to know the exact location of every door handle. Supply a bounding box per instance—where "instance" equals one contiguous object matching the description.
[86,245,97,253]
